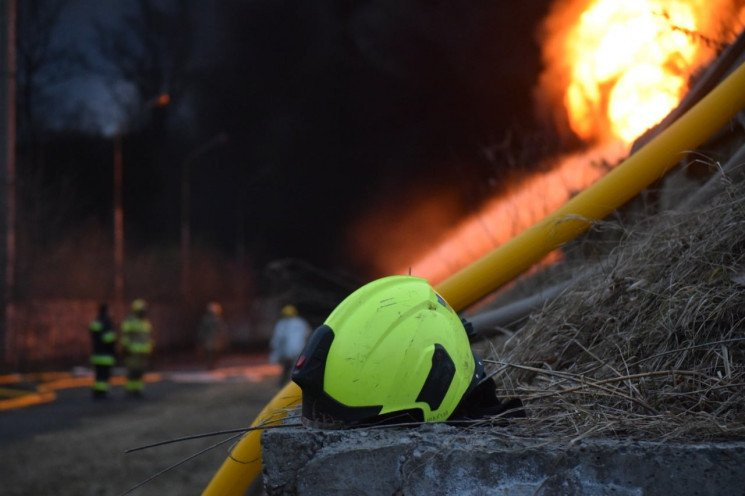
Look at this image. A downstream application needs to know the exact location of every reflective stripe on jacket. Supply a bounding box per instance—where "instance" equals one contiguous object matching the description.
[122,316,154,355]
[90,317,116,363]
[90,354,116,366]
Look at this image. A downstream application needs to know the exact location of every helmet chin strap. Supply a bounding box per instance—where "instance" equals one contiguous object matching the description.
[451,376,526,421]
[456,316,525,421]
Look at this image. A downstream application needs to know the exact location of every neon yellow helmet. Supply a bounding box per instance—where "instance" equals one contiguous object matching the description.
[292,275,484,425]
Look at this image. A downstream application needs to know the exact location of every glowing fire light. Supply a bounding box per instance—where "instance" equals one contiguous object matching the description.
[547,0,742,143]
[353,0,745,285]
[395,143,627,284]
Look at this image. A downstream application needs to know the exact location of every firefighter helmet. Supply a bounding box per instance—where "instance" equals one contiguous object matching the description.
[131,298,147,313]
[208,301,223,316]
[281,304,298,317]
[292,275,484,425]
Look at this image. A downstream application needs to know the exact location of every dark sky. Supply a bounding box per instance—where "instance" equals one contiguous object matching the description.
[32,0,556,282]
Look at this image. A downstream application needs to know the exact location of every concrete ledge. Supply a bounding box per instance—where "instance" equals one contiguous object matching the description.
[262,424,745,495]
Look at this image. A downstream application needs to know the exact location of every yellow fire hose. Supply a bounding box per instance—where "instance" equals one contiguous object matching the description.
[438,60,745,311]
[203,60,745,495]
[202,381,302,495]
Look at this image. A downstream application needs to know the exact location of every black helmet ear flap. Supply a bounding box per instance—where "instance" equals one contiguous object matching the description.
[450,374,526,421]
[291,325,335,396]
[449,348,525,421]
[293,325,384,425]
[415,344,456,411]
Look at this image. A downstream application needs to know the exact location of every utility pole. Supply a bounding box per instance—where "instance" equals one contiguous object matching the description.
[180,133,227,301]
[113,133,124,321]
[0,0,16,369]
[112,93,169,321]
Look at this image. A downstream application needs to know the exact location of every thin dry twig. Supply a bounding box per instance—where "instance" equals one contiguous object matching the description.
[487,174,745,441]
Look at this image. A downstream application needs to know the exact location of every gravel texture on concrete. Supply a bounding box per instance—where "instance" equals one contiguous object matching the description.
[263,423,745,496]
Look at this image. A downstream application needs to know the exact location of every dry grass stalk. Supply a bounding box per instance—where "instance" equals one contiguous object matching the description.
[486,169,745,441]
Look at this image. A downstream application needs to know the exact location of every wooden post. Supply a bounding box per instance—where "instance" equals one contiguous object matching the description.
[0,0,16,369]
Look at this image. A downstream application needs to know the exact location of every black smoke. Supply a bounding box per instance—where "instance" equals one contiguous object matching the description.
[21,0,557,296]
[190,0,555,274]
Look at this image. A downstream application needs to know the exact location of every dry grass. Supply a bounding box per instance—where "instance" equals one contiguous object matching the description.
[487,171,745,441]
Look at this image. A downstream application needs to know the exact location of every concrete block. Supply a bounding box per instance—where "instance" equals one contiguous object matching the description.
[262,423,745,495]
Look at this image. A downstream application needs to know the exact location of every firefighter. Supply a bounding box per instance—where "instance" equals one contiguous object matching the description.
[121,298,154,397]
[197,301,229,370]
[89,303,117,399]
[270,304,311,386]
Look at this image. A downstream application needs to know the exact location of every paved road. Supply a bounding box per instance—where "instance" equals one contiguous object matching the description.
[1,380,212,444]
[0,365,281,495]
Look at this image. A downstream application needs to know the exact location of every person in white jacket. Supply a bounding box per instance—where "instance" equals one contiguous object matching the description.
[270,304,311,385]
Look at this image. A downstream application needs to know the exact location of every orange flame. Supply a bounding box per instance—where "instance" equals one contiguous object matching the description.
[351,1,745,285]
[541,0,745,144]
[395,143,627,283]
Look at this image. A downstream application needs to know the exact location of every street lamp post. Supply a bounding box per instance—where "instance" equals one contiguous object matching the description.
[180,133,228,301]
[112,93,170,319]
[113,133,124,319]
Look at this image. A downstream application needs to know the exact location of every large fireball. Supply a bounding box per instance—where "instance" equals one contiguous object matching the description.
[541,0,744,144]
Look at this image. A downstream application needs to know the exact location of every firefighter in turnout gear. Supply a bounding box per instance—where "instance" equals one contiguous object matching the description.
[89,303,117,399]
[121,298,154,396]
